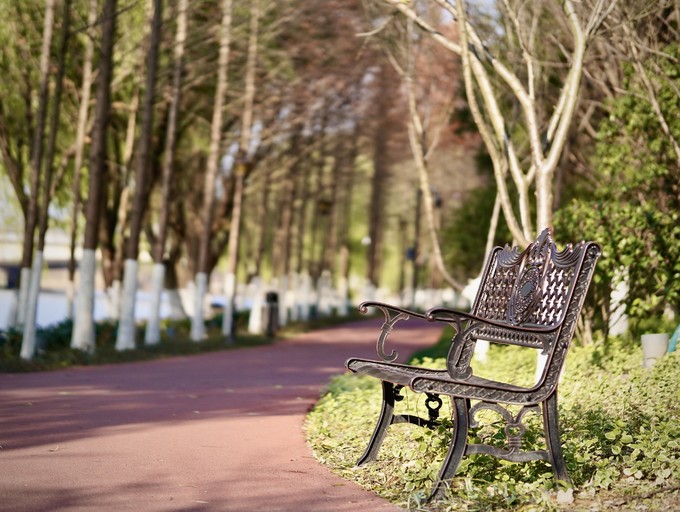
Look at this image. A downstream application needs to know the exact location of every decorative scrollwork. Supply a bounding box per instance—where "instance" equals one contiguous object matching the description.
[359,302,425,362]
[469,402,541,455]
[425,394,443,425]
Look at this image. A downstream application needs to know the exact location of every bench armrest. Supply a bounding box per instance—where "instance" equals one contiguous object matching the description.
[425,307,557,380]
[359,301,427,362]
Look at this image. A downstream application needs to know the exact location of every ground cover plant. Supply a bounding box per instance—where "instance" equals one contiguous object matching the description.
[0,309,368,372]
[306,328,680,510]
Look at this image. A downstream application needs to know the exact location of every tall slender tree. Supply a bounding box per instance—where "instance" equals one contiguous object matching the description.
[221,0,261,340]
[115,0,163,351]
[71,0,117,352]
[17,0,55,328]
[145,0,188,345]
[67,0,98,319]
[191,0,233,341]
[21,0,72,360]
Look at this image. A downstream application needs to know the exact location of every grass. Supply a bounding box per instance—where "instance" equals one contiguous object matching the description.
[306,327,680,511]
[0,309,371,373]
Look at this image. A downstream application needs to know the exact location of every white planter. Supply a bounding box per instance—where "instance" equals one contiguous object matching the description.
[641,333,669,368]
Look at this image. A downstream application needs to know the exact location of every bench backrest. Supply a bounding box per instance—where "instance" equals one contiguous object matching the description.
[461,229,601,389]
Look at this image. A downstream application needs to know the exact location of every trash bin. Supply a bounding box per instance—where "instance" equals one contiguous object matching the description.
[264,291,279,337]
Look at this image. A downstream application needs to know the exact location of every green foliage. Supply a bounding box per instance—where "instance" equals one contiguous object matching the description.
[0,308,371,372]
[555,44,680,333]
[306,335,680,510]
[441,186,511,281]
[0,313,271,372]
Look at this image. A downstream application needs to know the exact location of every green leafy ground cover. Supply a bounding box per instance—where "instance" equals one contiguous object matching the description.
[306,332,680,510]
[0,310,369,372]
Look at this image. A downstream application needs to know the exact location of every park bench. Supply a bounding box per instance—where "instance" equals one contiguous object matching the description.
[346,229,601,501]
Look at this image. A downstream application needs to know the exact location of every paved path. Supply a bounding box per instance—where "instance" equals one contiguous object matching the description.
[0,318,442,512]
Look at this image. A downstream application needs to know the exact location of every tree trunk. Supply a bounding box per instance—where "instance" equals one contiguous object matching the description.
[71,0,117,352]
[337,123,359,316]
[17,0,55,328]
[145,0,188,346]
[253,163,271,277]
[116,0,163,351]
[222,0,260,340]
[22,0,72,360]
[191,0,233,341]
[67,0,98,320]
[367,67,390,288]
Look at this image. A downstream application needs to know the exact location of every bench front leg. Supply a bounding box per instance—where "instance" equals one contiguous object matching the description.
[429,397,469,502]
[543,391,571,485]
[356,380,400,466]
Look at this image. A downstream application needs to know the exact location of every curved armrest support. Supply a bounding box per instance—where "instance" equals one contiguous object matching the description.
[359,301,427,362]
[425,307,557,380]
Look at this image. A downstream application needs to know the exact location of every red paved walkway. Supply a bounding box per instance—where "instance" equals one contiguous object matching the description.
[0,318,441,511]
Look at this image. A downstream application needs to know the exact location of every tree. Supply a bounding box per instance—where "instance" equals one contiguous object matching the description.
[556,40,680,334]
[221,0,261,340]
[21,0,72,360]
[144,0,189,345]
[67,0,98,320]
[190,0,233,342]
[17,0,56,330]
[115,0,163,351]
[71,0,117,352]
[372,0,616,245]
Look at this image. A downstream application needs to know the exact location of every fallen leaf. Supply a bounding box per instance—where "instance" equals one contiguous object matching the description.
[557,488,574,505]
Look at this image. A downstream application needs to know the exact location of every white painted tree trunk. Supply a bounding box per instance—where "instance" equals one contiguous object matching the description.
[289,272,299,322]
[221,272,236,336]
[7,291,19,329]
[316,270,332,317]
[191,272,207,341]
[115,259,138,351]
[167,288,186,319]
[299,272,311,322]
[337,275,349,317]
[20,251,44,360]
[16,267,31,326]
[71,249,97,352]
[144,262,165,345]
[66,278,75,319]
[278,274,288,327]
[109,280,121,319]
[247,277,263,334]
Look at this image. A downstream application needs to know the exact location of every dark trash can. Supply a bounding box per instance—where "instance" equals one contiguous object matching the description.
[264,291,279,337]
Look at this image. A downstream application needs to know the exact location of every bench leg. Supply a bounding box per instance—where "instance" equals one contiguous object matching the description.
[429,397,469,502]
[356,380,397,466]
[543,392,571,485]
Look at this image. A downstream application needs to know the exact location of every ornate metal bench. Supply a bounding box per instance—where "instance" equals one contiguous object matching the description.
[346,229,601,501]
